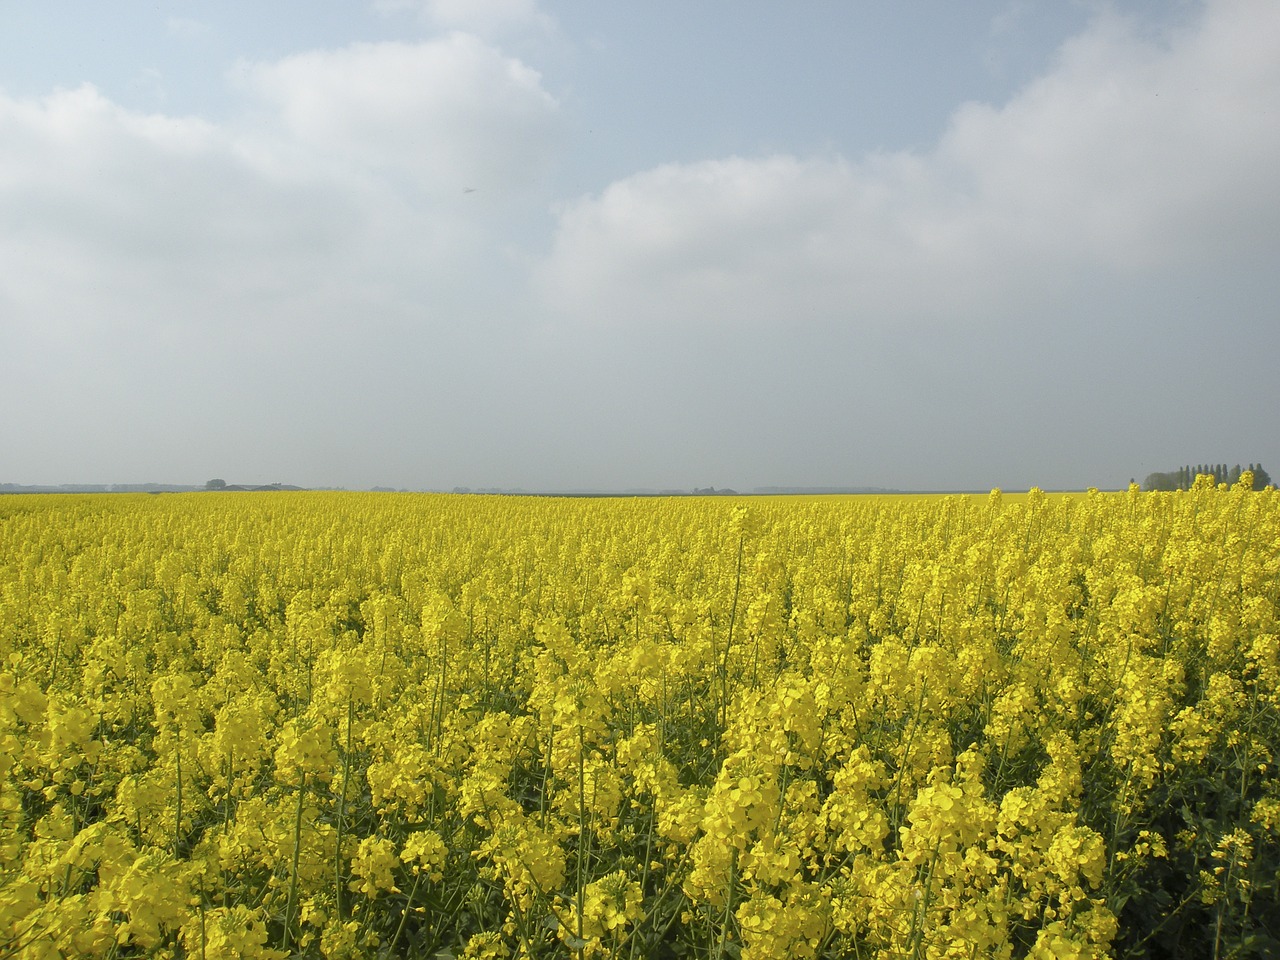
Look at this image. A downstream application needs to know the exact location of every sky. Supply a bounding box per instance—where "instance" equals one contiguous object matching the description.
[2,0,1277,492]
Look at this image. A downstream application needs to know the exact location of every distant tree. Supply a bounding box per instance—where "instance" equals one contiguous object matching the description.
[1147,463,1270,491]
[205,479,227,490]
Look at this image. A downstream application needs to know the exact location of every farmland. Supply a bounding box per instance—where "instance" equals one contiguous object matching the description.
[1,481,1277,958]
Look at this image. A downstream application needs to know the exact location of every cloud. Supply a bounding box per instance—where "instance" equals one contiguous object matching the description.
[539,154,914,330]
[0,34,563,331]
[938,2,1280,269]
[0,84,359,330]
[536,0,1280,334]
[233,36,561,195]
[0,35,565,485]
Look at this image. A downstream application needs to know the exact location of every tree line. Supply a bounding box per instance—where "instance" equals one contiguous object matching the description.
[1143,463,1271,491]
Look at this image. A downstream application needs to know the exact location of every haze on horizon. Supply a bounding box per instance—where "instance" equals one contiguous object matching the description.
[2,1,1277,494]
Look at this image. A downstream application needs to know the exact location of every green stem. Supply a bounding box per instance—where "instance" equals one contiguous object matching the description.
[389,871,423,956]
[628,806,657,960]
[720,534,745,747]
[715,854,738,960]
[174,730,183,856]
[336,696,353,918]
[282,773,308,951]
[577,714,588,946]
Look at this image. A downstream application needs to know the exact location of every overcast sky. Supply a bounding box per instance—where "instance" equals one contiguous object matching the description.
[2,0,1276,492]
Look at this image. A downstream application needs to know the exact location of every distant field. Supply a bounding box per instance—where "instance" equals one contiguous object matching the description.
[1,483,1276,958]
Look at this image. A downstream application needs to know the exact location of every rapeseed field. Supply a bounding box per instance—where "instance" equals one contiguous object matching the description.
[1,479,1276,958]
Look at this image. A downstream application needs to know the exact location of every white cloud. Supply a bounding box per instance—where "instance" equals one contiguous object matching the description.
[0,84,358,330]
[539,154,926,330]
[537,0,1280,332]
[0,34,563,331]
[0,35,565,482]
[938,1,1280,270]
[233,36,561,195]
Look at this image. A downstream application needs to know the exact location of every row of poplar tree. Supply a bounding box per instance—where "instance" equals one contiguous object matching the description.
[1143,463,1271,491]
